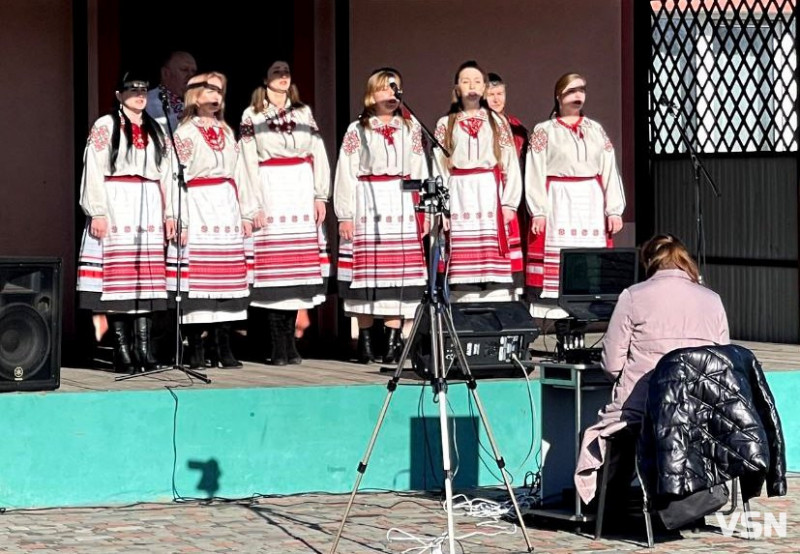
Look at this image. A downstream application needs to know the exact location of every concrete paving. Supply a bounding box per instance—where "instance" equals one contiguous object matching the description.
[0,478,796,553]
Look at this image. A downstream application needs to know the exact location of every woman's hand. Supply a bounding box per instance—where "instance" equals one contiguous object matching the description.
[165,218,176,241]
[315,200,327,226]
[531,216,546,235]
[443,218,451,232]
[90,216,108,239]
[502,207,516,225]
[165,219,188,246]
[253,210,267,229]
[339,221,354,241]
[242,220,253,238]
[422,218,431,236]
[607,215,623,235]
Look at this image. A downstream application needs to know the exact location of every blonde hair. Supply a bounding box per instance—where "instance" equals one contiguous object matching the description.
[640,233,700,283]
[358,69,409,129]
[551,72,587,118]
[444,61,502,170]
[181,72,230,128]
[249,61,304,114]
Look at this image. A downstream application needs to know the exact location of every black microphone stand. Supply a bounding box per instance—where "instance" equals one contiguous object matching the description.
[330,93,533,554]
[660,100,722,283]
[117,93,210,383]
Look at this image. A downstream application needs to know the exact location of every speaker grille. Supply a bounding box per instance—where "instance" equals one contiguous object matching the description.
[0,303,51,381]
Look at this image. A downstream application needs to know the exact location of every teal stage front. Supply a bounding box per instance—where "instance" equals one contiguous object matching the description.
[1,372,798,509]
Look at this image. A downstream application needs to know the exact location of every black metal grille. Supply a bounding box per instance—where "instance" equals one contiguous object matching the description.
[650,0,797,154]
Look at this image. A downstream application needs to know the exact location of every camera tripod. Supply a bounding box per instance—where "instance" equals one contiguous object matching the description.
[329,214,533,553]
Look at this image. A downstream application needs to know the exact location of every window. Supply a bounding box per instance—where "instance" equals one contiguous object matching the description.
[650,0,797,154]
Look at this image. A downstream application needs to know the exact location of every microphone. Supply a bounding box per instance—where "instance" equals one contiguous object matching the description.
[159,90,171,113]
[656,95,676,110]
[388,77,403,100]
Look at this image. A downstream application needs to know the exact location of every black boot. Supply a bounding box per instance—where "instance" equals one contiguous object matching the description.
[183,325,206,370]
[214,323,243,369]
[357,328,377,364]
[283,310,302,365]
[267,311,288,366]
[110,316,136,374]
[133,315,159,371]
[382,327,404,364]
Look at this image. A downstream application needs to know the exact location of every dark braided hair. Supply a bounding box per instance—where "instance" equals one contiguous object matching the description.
[109,71,166,173]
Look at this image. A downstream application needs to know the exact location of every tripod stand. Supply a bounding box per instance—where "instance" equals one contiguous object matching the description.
[117,93,210,384]
[330,100,533,553]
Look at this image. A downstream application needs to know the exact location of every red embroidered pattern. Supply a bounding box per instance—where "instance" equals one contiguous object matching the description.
[434,123,446,145]
[342,129,360,156]
[90,125,110,152]
[530,128,548,153]
[267,109,297,134]
[556,116,585,139]
[412,124,423,154]
[498,119,513,147]
[459,118,483,138]
[131,124,147,150]
[174,136,194,164]
[240,117,255,142]
[375,125,397,145]
[197,125,226,151]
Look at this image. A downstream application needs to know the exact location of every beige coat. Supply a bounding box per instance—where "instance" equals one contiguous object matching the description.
[575,268,729,503]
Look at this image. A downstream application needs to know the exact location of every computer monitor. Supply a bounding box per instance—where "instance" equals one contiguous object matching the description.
[558,248,639,322]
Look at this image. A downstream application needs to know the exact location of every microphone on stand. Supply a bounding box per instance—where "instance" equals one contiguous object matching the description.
[159,89,170,112]
[388,77,404,101]
[655,95,677,111]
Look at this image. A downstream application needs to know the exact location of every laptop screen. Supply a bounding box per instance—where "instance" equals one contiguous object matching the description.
[558,248,639,320]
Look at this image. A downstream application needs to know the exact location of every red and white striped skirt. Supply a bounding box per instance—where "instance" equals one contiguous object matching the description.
[526,175,611,297]
[166,177,249,299]
[337,174,426,292]
[248,157,329,294]
[445,167,522,285]
[77,176,167,302]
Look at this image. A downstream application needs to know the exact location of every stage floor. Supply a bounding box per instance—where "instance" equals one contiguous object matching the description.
[57,337,800,393]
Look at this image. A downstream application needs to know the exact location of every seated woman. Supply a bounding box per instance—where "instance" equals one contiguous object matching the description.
[574,233,730,505]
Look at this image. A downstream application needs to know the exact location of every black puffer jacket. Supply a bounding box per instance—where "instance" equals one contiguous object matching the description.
[639,344,787,502]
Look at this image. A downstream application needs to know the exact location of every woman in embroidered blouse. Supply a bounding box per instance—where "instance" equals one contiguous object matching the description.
[237,60,331,366]
[334,68,428,364]
[433,60,523,302]
[77,71,170,374]
[165,72,251,370]
[525,72,626,318]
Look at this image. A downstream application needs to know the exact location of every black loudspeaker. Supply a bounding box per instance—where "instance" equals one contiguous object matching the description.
[412,301,539,378]
[0,257,62,392]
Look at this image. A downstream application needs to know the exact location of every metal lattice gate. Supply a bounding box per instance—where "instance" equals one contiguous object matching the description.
[645,0,799,342]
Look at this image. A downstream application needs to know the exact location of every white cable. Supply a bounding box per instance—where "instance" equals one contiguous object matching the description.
[386,493,519,553]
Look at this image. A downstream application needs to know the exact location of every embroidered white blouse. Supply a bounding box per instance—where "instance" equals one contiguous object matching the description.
[166,118,240,224]
[432,109,522,210]
[334,115,428,221]
[80,114,170,218]
[524,116,626,218]
[237,101,331,210]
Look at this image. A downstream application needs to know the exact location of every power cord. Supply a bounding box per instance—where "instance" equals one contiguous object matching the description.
[386,493,518,553]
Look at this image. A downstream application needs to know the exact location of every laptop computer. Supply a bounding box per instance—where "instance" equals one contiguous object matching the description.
[558,248,639,323]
